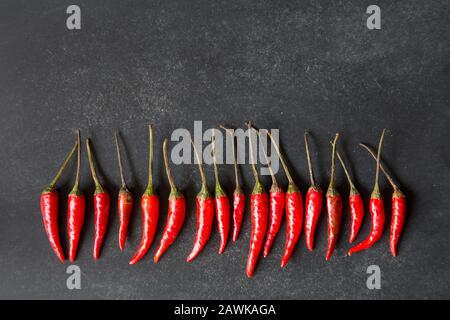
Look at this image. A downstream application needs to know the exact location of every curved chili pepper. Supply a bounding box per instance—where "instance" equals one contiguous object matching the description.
[212,129,231,254]
[68,130,86,262]
[266,128,303,267]
[154,139,186,263]
[303,132,323,251]
[326,134,343,261]
[390,191,406,257]
[359,143,406,257]
[232,191,245,242]
[114,133,133,251]
[187,140,214,262]
[246,123,268,277]
[86,139,111,260]
[348,129,386,256]
[220,126,245,242]
[257,132,284,258]
[335,150,364,243]
[130,125,160,264]
[40,140,77,262]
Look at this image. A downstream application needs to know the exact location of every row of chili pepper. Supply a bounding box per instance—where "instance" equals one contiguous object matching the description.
[40,125,406,277]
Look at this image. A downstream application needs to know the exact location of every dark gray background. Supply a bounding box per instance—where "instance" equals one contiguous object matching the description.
[0,0,449,299]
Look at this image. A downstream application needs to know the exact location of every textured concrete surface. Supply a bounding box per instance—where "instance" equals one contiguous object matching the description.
[0,0,449,299]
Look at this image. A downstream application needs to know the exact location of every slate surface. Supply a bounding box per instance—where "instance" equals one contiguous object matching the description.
[0,0,449,299]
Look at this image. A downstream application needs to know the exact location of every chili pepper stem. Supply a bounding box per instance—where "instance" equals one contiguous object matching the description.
[86,139,104,193]
[220,125,241,191]
[144,125,155,195]
[257,130,280,192]
[44,140,78,192]
[327,134,339,195]
[264,127,299,193]
[114,132,127,190]
[359,143,400,193]
[371,129,386,199]
[335,150,358,195]
[163,139,181,198]
[304,132,316,187]
[247,122,264,192]
[191,139,210,198]
[211,129,227,196]
[70,130,82,195]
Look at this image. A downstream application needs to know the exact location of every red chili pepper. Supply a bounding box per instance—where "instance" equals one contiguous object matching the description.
[359,143,406,257]
[246,122,268,277]
[335,150,364,243]
[187,139,214,262]
[258,131,284,258]
[348,129,386,255]
[325,134,343,261]
[220,126,245,242]
[212,129,231,254]
[303,132,323,251]
[266,128,303,267]
[154,139,186,263]
[67,130,86,262]
[86,138,111,260]
[130,125,160,264]
[114,133,133,251]
[40,140,77,262]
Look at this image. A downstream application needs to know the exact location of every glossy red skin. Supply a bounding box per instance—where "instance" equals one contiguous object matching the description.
[215,195,231,254]
[118,190,133,251]
[67,193,86,262]
[40,191,65,262]
[154,196,186,263]
[93,191,111,260]
[325,193,343,260]
[348,197,385,255]
[349,193,364,243]
[304,187,323,251]
[129,194,160,264]
[187,196,214,262]
[263,190,285,257]
[390,194,406,256]
[232,192,245,242]
[246,192,268,277]
[281,191,303,267]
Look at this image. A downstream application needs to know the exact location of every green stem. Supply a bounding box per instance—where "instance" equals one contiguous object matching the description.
[191,139,207,187]
[86,138,104,193]
[327,133,339,193]
[211,129,226,196]
[46,140,78,191]
[163,138,178,196]
[70,130,82,194]
[373,129,386,196]
[304,132,316,186]
[335,150,355,190]
[359,143,398,191]
[246,122,260,184]
[114,132,127,189]
[257,130,277,188]
[145,125,154,195]
[220,125,240,189]
[265,128,294,185]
